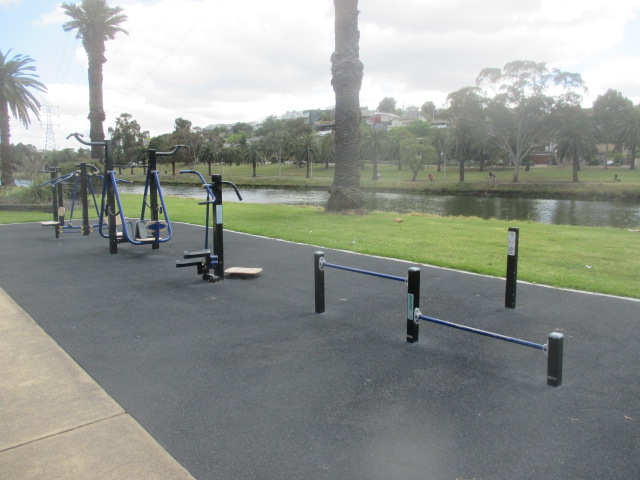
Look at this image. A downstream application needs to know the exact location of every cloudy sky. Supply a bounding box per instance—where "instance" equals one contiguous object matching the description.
[2,0,640,150]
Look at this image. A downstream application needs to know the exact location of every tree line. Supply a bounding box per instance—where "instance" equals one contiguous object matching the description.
[2,0,638,195]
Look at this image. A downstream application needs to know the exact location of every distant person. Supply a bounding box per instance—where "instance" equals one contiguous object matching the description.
[614,173,621,182]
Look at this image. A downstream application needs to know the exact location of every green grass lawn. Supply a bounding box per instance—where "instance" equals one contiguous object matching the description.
[4,195,637,299]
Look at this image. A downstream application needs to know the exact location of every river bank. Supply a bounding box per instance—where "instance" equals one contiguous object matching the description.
[112,162,640,202]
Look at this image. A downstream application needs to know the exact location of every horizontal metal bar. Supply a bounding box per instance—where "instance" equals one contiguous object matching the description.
[323,262,406,283]
[418,314,544,350]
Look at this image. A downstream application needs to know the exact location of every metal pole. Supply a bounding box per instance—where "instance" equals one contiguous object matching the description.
[547,332,564,387]
[505,227,519,309]
[79,163,90,235]
[48,169,61,238]
[212,174,224,279]
[406,268,420,343]
[314,251,325,313]
[148,149,159,250]
[105,140,118,254]
[57,179,65,229]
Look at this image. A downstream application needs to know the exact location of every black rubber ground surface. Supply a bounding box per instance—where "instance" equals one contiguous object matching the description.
[1,221,638,479]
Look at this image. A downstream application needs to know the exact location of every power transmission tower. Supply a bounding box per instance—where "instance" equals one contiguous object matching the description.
[43,104,58,153]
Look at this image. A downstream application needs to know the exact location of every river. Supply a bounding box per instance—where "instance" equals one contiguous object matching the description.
[116,184,640,229]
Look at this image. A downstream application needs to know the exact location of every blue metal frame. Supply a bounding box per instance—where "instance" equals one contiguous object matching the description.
[41,167,104,232]
[98,169,172,245]
[415,311,545,350]
[321,261,407,283]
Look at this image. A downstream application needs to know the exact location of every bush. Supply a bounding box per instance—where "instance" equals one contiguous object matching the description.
[21,174,51,204]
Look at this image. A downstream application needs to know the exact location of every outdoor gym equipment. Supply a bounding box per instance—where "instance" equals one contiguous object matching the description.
[67,132,185,254]
[176,172,260,282]
[313,251,563,386]
[40,162,103,238]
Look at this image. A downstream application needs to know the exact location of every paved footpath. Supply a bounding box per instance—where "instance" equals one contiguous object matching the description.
[1,221,638,479]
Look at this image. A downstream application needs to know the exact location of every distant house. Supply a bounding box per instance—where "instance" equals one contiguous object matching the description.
[314,121,335,135]
[366,111,400,127]
[302,108,335,129]
[430,120,449,129]
[280,110,305,121]
[528,152,553,166]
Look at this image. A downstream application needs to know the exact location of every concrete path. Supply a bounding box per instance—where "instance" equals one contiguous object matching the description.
[0,288,195,479]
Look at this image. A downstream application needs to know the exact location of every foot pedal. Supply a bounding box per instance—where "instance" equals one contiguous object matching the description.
[176,258,205,268]
[183,249,211,259]
[204,274,221,283]
[135,220,149,240]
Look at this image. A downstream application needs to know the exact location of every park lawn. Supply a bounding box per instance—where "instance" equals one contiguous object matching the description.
[2,195,638,299]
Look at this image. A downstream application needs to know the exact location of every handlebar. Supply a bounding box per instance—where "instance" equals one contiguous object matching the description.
[156,144,189,157]
[66,132,107,147]
[223,181,243,201]
[74,163,101,174]
[179,170,243,201]
[40,170,77,186]
[179,169,206,184]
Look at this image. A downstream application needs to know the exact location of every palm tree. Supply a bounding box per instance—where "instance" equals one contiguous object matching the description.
[242,141,264,177]
[555,106,597,182]
[295,133,319,178]
[362,127,388,180]
[62,0,127,159]
[0,50,47,186]
[618,104,640,171]
[198,142,216,175]
[327,0,366,211]
[447,118,477,182]
[319,132,335,169]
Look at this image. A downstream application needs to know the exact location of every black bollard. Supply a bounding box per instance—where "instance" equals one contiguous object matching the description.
[314,251,325,313]
[505,227,519,309]
[547,332,564,387]
[406,268,420,343]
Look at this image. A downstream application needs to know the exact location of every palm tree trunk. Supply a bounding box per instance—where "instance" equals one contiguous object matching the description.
[87,54,106,160]
[0,95,14,186]
[327,0,366,211]
[572,154,580,182]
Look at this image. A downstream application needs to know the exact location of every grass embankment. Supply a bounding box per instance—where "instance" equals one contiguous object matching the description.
[4,194,638,299]
[113,162,640,201]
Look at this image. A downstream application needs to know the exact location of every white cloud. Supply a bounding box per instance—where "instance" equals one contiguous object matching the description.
[33,3,65,26]
[7,0,640,149]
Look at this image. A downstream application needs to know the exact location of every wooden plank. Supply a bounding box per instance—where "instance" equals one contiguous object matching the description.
[225,267,262,278]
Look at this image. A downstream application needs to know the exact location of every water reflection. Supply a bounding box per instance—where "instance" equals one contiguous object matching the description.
[116,184,640,229]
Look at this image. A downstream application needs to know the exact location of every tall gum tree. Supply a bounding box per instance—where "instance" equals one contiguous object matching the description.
[327,0,366,212]
[476,60,586,182]
[0,50,46,186]
[62,0,127,160]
